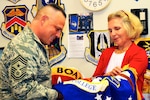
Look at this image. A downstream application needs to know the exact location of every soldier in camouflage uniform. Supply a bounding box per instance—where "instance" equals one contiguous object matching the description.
[0,3,66,100]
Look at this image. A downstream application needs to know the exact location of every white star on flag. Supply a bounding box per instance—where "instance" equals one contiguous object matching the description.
[94,93,102,100]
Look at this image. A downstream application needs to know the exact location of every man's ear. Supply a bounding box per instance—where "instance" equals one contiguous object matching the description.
[41,15,49,24]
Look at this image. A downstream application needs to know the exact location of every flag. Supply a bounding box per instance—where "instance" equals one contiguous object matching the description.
[53,68,140,100]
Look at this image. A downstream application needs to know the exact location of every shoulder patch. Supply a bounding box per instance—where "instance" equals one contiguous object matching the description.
[11,55,27,80]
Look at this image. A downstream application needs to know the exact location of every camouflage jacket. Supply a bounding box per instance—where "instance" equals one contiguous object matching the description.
[0,26,58,100]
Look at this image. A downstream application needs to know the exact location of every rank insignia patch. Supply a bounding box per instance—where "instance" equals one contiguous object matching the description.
[1,5,29,39]
[10,55,27,80]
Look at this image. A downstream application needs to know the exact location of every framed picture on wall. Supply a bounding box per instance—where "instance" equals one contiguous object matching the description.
[131,8,148,35]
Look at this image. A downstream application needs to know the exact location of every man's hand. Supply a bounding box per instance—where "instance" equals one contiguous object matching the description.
[57,92,64,100]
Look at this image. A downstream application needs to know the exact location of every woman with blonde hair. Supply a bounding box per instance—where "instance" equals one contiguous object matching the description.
[93,10,148,100]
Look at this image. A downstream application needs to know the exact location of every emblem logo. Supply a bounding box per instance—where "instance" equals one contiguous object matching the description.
[1,5,29,39]
[85,30,110,65]
[135,38,150,59]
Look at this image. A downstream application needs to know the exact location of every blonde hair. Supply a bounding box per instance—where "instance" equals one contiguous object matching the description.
[108,10,143,40]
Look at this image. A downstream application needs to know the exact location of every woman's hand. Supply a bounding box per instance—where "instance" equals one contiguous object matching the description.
[104,66,123,76]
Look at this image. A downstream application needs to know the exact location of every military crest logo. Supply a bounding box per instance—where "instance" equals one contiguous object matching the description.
[1,5,29,39]
[85,30,110,65]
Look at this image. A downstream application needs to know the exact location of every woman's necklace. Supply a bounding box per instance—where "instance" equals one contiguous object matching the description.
[114,42,132,54]
[115,47,128,54]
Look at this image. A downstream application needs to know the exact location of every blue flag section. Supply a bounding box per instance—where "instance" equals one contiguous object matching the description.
[53,69,140,100]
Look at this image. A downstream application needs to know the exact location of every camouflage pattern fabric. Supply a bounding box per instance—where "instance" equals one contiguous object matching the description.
[0,26,58,100]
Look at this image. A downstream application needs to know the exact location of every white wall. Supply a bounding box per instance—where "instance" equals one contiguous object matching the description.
[0,0,150,78]
[57,0,150,77]
[0,0,150,99]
